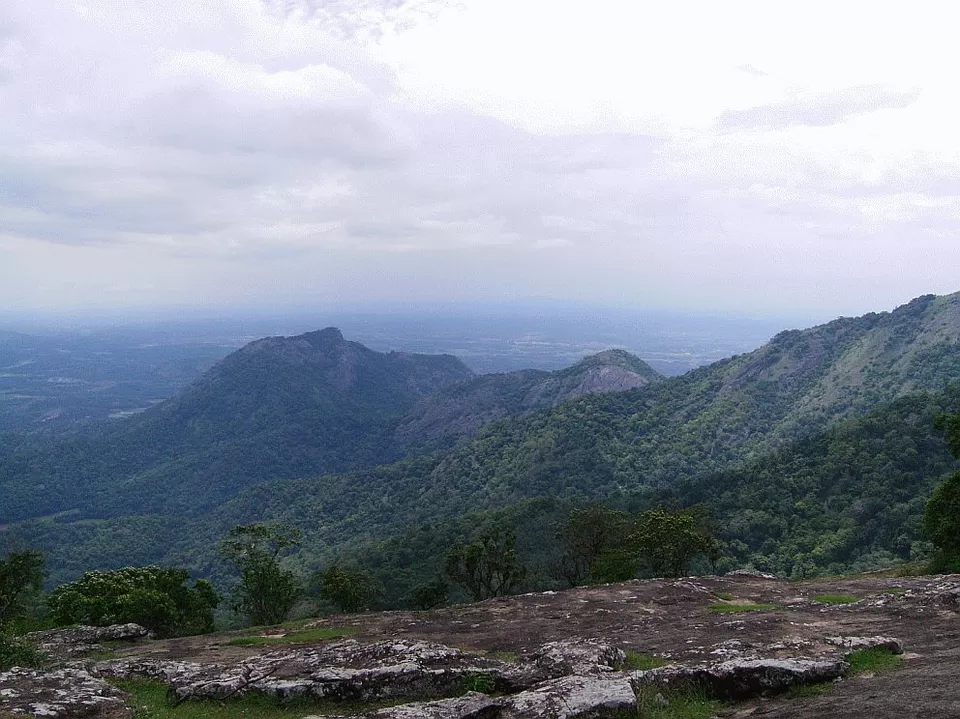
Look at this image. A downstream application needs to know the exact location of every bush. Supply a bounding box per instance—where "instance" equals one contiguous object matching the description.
[316,566,380,613]
[47,566,219,638]
[0,633,46,671]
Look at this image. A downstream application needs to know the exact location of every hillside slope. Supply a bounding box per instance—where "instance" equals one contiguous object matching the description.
[8,293,960,588]
[395,349,661,448]
[0,328,475,522]
[0,333,658,527]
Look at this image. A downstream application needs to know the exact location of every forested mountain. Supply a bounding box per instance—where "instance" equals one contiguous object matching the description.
[0,327,473,522]
[0,330,656,526]
[4,292,960,588]
[395,349,661,449]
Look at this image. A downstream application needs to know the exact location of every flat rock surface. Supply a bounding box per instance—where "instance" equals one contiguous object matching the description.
[5,573,959,717]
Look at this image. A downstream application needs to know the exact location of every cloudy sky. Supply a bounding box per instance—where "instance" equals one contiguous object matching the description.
[2,0,959,320]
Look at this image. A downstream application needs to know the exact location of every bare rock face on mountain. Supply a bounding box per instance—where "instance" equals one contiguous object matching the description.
[395,349,660,446]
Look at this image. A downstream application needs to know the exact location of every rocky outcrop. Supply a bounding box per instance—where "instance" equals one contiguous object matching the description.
[313,675,637,719]
[501,675,637,718]
[96,639,507,703]
[28,624,149,660]
[633,657,848,700]
[0,667,132,718]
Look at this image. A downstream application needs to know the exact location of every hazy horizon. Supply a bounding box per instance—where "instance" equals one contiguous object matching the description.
[3,1,957,318]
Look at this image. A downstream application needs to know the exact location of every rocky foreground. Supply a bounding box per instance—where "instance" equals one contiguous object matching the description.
[2,572,959,718]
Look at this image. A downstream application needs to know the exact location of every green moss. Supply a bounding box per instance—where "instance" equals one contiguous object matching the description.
[812,594,858,605]
[117,679,352,719]
[706,602,779,614]
[847,647,903,675]
[458,671,497,694]
[224,626,359,647]
[115,678,421,718]
[624,684,723,718]
[624,650,670,671]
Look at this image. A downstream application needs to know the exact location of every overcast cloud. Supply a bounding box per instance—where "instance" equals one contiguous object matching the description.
[2,0,959,319]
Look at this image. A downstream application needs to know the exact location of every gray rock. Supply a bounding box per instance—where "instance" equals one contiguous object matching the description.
[634,657,847,699]
[28,624,149,659]
[0,667,131,718]
[314,691,503,718]
[825,636,904,654]
[501,675,637,718]
[96,639,506,703]
[725,570,778,580]
[498,640,626,691]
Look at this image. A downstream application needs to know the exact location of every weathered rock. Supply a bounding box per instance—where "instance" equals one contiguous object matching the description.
[501,675,637,718]
[96,639,506,703]
[28,624,149,659]
[725,570,778,580]
[634,657,848,699]
[0,667,132,718]
[314,691,503,718]
[497,640,625,692]
[825,636,904,654]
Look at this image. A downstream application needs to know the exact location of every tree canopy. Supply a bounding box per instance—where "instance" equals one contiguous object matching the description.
[47,566,218,638]
[220,523,301,626]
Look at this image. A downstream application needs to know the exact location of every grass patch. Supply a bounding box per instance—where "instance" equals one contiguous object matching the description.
[813,594,858,605]
[487,650,518,663]
[706,602,779,614]
[625,684,723,718]
[116,679,413,718]
[884,587,907,595]
[116,679,344,718]
[0,634,47,671]
[224,626,359,647]
[713,592,735,601]
[847,647,903,676]
[624,650,670,671]
[459,671,497,694]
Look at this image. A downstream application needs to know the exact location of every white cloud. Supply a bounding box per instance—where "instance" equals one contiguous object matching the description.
[1,0,960,318]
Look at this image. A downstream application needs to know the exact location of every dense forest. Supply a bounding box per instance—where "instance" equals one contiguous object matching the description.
[2,292,960,606]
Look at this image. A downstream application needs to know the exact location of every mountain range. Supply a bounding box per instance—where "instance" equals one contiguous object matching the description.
[2,292,960,591]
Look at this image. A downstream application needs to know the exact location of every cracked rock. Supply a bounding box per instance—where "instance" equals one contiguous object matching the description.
[0,667,132,718]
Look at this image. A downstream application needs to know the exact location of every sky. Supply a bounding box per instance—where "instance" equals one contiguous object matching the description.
[2,0,959,321]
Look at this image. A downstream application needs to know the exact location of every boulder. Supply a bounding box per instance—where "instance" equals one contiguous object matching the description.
[825,636,904,654]
[96,639,506,703]
[0,667,132,718]
[501,675,637,718]
[633,657,847,699]
[28,624,149,659]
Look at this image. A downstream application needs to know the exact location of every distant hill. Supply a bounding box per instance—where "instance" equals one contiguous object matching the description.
[0,328,473,522]
[0,330,656,527]
[395,349,661,448]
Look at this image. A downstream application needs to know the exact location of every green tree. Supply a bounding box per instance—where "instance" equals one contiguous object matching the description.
[47,566,218,638]
[925,412,960,571]
[409,576,449,610]
[444,529,526,601]
[220,524,301,626]
[0,550,44,630]
[316,565,379,613]
[555,506,633,586]
[630,507,716,578]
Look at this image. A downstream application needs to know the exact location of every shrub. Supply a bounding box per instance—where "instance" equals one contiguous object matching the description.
[47,566,219,638]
